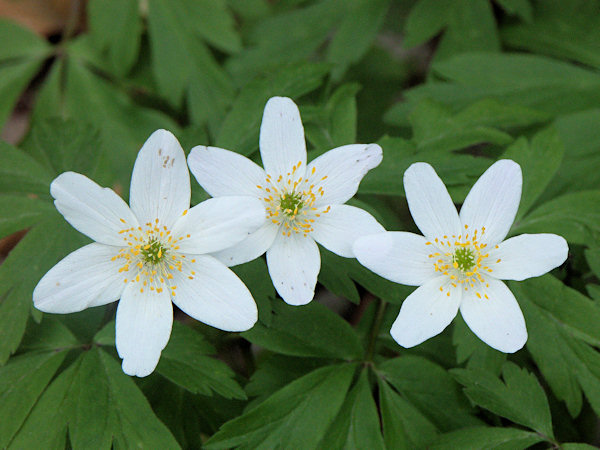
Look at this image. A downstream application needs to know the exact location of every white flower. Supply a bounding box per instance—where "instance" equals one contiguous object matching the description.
[188,96,384,305]
[33,129,265,377]
[353,160,568,353]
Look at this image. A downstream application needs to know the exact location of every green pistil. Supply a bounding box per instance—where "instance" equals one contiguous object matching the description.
[453,247,475,272]
[280,192,303,217]
[141,239,167,264]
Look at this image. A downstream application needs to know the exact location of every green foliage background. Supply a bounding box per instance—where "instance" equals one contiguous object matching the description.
[1,0,599,447]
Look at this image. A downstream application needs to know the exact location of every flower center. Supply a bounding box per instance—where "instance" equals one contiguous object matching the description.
[141,239,167,264]
[113,213,196,295]
[453,247,475,273]
[426,225,500,300]
[256,160,331,238]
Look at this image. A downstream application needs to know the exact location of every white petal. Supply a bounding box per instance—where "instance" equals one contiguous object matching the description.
[116,282,173,377]
[353,232,437,286]
[266,232,320,305]
[171,255,257,331]
[310,204,384,258]
[390,276,461,348]
[403,162,462,241]
[188,145,267,197]
[259,97,306,177]
[459,278,527,353]
[459,159,522,246]
[486,234,568,281]
[306,144,383,206]
[33,243,125,313]
[212,221,279,267]
[171,196,265,255]
[51,172,138,246]
[129,129,190,229]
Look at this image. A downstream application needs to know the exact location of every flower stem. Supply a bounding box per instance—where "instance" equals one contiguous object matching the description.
[365,297,387,363]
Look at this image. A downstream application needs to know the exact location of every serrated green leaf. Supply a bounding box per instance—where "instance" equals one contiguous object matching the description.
[245,354,325,402]
[19,316,80,352]
[242,301,363,360]
[378,379,438,448]
[360,136,491,202]
[452,315,506,374]
[181,0,242,54]
[216,62,329,156]
[9,355,79,449]
[205,363,357,449]
[434,0,500,63]
[157,321,246,399]
[0,141,52,196]
[409,100,513,152]
[0,215,88,363]
[380,355,482,431]
[26,117,103,177]
[429,426,544,450]
[452,362,553,437]
[0,19,50,60]
[320,369,385,449]
[513,191,600,245]
[501,2,600,69]
[503,127,564,219]
[495,0,533,21]
[403,0,453,48]
[0,195,52,239]
[0,351,67,448]
[0,59,46,128]
[326,0,389,80]
[88,0,141,76]
[225,0,340,83]
[69,349,180,449]
[514,278,600,417]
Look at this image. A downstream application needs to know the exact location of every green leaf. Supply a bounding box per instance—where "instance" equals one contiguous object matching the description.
[452,315,506,375]
[0,141,52,196]
[548,108,600,198]
[205,363,357,449]
[452,362,554,437]
[501,2,600,69]
[360,136,491,202]
[495,0,533,22]
[409,100,514,152]
[378,379,438,449]
[231,258,275,326]
[12,349,180,448]
[0,195,52,240]
[156,321,247,399]
[318,249,360,304]
[393,52,600,123]
[503,127,564,219]
[0,59,47,128]
[320,369,385,449]
[434,0,500,63]
[225,0,340,83]
[0,351,67,448]
[380,355,482,431]
[429,426,544,449]
[19,316,80,352]
[0,215,88,363]
[88,0,141,76]
[216,62,329,156]
[403,0,453,48]
[304,83,361,151]
[242,301,363,360]
[182,0,242,54]
[585,247,600,279]
[25,117,103,177]
[514,277,600,417]
[513,190,600,245]
[31,58,179,188]
[0,19,50,60]
[326,0,389,80]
